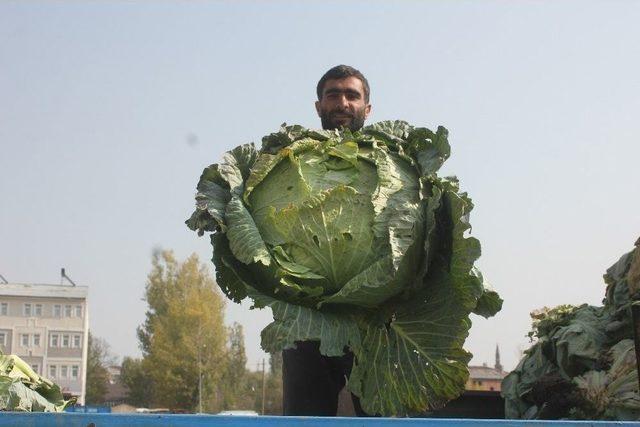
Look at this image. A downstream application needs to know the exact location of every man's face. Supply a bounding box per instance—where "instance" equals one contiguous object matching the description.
[315,77,371,131]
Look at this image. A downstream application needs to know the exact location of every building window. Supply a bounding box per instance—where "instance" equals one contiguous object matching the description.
[31,364,39,375]
[62,334,70,347]
[53,305,61,317]
[0,332,6,345]
[21,334,29,347]
[0,302,7,315]
[35,304,43,317]
[64,305,72,317]
[49,365,57,379]
[72,335,81,348]
[60,365,68,378]
[33,334,41,346]
[24,303,32,317]
[50,334,59,347]
[75,305,82,317]
[71,365,79,380]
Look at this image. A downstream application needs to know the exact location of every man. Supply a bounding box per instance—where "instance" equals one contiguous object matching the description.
[282,65,372,417]
[315,65,371,132]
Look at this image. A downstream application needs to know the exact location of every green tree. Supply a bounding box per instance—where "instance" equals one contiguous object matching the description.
[220,322,253,410]
[119,357,152,407]
[85,332,113,405]
[264,352,283,415]
[249,353,283,415]
[137,250,227,411]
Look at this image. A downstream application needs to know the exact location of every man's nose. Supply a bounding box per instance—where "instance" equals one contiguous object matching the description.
[338,94,350,108]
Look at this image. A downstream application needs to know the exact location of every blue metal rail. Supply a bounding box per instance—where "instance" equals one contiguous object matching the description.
[0,414,637,427]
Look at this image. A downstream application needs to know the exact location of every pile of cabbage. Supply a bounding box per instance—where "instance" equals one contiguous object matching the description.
[502,247,640,420]
[187,121,502,415]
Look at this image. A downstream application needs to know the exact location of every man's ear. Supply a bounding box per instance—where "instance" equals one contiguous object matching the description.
[315,100,321,117]
[364,104,372,119]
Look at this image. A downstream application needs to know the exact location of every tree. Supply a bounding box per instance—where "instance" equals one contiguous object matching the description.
[220,322,252,410]
[137,250,227,411]
[264,352,283,415]
[85,332,114,405]
[120,357,152,407]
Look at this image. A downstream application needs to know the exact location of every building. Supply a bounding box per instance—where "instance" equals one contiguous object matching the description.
[104,365,128,406]
[465,345,507,392]
[0,282,89,404]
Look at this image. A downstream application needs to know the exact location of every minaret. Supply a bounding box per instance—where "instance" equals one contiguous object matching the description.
[495,344,503,372]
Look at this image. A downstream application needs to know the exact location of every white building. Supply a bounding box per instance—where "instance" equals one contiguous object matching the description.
[0,283,89,404]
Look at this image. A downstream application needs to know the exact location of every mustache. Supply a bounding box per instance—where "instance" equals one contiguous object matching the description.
[329,110,354,118]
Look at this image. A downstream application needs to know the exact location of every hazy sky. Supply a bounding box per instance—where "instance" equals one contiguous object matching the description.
[2,1,639,372]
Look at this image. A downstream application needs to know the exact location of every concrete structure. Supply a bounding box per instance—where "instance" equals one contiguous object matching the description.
[465,345,507,392]
[465,365,506,392]
[111,403,136,413]
[0,283,89,404]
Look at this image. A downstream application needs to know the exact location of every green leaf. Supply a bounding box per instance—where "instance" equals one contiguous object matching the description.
[253,291,361,357]
[259,185,379,293]
[319,255,397,308]
[211,233,249,303]
[552,306,608,378]
[349,268,474,415]
[362,120,412,149]
[186,144,258,233]
[243,152,282,206]
[261,123,333,154]
[444,188,480,286]
[406,126,451,176]
[219,143,259,196]
[277,276,325,299]
[0,353,71,412]
[0,377,65,411]
[501,344,558,419]
[225,197,271,266]
[298,143,362,194]
[370,149,421,271]
[472,268,504,318]
[348,180,486,416]
[245,150,312,230]
[410,186,443,293]
[272,246,327,280]
[326,140,359,167]
[474,290,503,319]
[185,164,231,234]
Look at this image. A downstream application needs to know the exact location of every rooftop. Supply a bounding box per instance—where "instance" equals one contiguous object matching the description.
[468,365,507,380]
[0,283,88,299]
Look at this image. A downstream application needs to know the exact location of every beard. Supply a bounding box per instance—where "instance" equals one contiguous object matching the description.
[319,107,367,131]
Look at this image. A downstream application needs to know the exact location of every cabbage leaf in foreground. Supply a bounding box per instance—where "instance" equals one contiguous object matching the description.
[0,352,73,412]
[187,121,502,415]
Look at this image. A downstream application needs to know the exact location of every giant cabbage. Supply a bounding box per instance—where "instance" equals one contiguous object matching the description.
[187,120,502,415]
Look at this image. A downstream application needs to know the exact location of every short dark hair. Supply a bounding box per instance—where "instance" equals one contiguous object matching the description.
[316,65,370,103]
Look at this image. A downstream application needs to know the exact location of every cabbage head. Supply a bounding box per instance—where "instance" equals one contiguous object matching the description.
[187,120,502,415]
